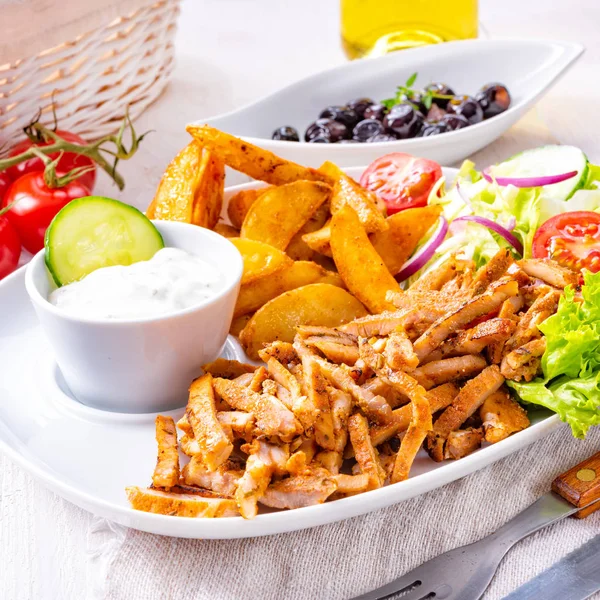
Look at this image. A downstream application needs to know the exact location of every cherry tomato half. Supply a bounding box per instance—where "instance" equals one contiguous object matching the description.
[0,171,12,204]
[7,129,96,192]
[0,216,21,280]
[532,211,600,273]
[2,172,90,254]
[360,152,443,214]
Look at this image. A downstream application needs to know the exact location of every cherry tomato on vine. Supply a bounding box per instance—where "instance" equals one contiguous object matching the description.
[0,171,12,204]
[0,216,21,280]
[7,130,96,191]
[360,152,442,214]
[2,172,90,254]
[532,211,600,273]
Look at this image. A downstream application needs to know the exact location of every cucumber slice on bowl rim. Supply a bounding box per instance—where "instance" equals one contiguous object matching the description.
[488,145,588,202]
[45,196,164,287]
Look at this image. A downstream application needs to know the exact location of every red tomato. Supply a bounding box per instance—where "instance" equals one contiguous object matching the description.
[7,130,96,191]
[360,153,443,214]
[532,211,600,272]
[2,172,90,254]
[0,216,21,280]
[0,171,12,203]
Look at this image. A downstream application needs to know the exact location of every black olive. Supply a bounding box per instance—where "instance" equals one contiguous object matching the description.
[367,133,398,142]
[476,83,511,118]
[419,122,448,137]
[319,105,360,129]
[271,126,300,142]
[346,97,375,120]
[441,114,470,131]
[307,135,330,143]
[397,91,428,114]
[352,119,385,142]
[363,103,389,122]
[424,83,455,109]
[446,95,483,125]
[383,103,423,139]
[304,118,349,142]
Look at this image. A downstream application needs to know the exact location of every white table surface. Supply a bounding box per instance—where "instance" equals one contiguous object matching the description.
[2,1,600,598]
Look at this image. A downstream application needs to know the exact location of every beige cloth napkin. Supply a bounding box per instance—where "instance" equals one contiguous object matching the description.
[101,425,600,600]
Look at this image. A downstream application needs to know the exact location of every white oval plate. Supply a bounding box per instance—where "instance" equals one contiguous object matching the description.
[0,167,563,539]
[199,39,583,180]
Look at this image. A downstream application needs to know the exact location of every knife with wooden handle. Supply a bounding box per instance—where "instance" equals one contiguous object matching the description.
[351,452,600,600]
[551,451,600,518]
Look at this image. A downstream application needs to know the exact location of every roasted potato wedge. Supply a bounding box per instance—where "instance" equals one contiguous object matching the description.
[230,314,252,336]
[187,125,333,186]
[227,188,269,229]
[147,142,224,229]
[286,203,330,261]
[371,206,442,275]
[320,161,387,234]
[302,223,332,257]
[302,206,440,268]
[330,205,399,313]
[213,222,239,238]
[229,238,293,285]
[194,150,225,229]
[234,260,344,318]
[239,283,367,359]
[240,181,331,250]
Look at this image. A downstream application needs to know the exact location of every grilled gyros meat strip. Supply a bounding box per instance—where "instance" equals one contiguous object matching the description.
[413,278,519,362]
[131,249,569,520]
[426,365,505,462]
[519,258,579,289]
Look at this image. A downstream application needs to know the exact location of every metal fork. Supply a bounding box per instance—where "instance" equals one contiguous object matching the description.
[350,492,579,600]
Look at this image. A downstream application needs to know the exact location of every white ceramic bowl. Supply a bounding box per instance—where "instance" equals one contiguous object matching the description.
[201,39,583,182]
[24,221,243,414]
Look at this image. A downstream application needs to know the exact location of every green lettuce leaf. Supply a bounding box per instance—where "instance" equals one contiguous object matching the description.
[508,271,600,438]
[455,159,482,183]
[584,162,600,189]
[508,375,600,439]
[540,188,600,223]
[539,280,600,379]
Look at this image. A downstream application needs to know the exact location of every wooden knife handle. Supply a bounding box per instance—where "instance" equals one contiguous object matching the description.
[552,451,600,518]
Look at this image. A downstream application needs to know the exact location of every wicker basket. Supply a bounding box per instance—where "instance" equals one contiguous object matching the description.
[0,0,180,144]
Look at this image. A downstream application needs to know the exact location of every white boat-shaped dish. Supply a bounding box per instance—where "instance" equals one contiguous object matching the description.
[0,166,564,539]
[201,39,583,182]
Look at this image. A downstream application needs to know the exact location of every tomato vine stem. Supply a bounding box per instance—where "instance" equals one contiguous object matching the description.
[0,109,149,190]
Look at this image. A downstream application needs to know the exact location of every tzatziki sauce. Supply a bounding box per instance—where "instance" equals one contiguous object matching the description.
[49,248,224,319]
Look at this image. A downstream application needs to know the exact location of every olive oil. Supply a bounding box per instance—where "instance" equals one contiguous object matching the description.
[341,0,478,59]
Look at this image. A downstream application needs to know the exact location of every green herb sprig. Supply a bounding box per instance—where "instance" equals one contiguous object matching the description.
[381,72,453,112]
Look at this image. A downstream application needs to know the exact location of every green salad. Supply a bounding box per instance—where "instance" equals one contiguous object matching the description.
[415,145,600,283]
[412,145,600,438]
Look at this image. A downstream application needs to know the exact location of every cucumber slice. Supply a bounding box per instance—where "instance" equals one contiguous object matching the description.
[493,145,588,202]
[45,196,164,286]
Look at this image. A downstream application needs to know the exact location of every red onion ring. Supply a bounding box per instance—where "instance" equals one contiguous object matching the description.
[396,216,449,282]
[482,168,578,188]
[453,215,523,255]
